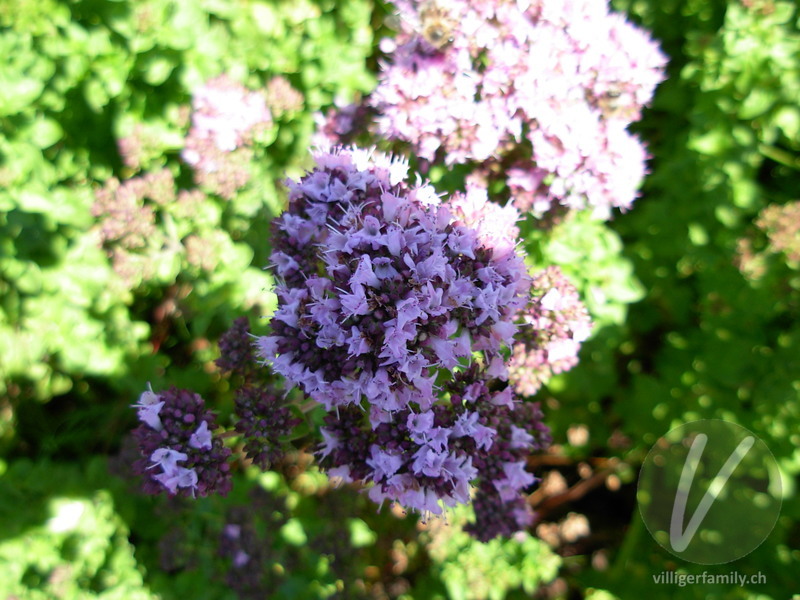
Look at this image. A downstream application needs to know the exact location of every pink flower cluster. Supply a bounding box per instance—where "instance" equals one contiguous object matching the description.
[508,266,593,396]
[265,76,304,116]
[326,0,666,219]
[91,170,220,287]
[181,75,272,199]
[131,386,232,498]
[756,201,800,265]
[256,147,546,527]
[92,169,180,286]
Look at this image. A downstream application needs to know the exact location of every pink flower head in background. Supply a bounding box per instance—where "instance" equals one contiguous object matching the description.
[322,0,667,220]
[185,75,271,153]
[181,75,272,199]
[508,266,593,396]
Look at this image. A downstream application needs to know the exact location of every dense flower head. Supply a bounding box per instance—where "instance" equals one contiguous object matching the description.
[257,146,529,415]
[254,147,550,528]
[184,74,272,154]
[216,318,302,469]
[233,386,302,469]
[320,0,666,219]
[132,385,232,497]
[508,266,593,396]
[216,316,258,376]
[181,75,272,198]
[317,364,550,533]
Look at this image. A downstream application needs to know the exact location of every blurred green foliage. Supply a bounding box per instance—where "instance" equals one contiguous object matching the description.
[0,458,157,600]
[0,0,375,405]
[551,0,800,597]
[421,506,561,600]
[1,0,799,598]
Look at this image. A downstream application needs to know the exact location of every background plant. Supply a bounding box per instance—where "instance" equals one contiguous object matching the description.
[1,0,799,599]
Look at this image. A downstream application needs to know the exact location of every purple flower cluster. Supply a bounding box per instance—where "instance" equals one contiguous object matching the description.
[318,365,550,536]
[181,75,272,199]
[324,0,666,219]
[216,317,302,469]
[256,147,547,526]
[508,266,592,396]
[131,386,232,497]
[216,316,259,376]
[257,146,528,415]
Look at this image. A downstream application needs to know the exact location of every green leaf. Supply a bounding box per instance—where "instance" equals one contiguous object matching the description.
[689,128,731,156]
[773,106,800,140]
[280,519,307,546]
[141,56,175,86]
[348,519,377,548]
[83,79,109,113]
[28,118,63,149]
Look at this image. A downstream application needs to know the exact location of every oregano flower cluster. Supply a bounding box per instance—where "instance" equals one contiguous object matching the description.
[320,0,667,219]
[181,75,273,199]
[131,386,232,498]
[255,147,547,523]
[256,146,529,416]
[508,266,593,396]
[128,147,594,537]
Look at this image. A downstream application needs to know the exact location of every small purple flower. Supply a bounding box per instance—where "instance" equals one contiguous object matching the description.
[407,411,435,436]
[149,448,188,471]
[132,384,164,431]
[188,421,212,450]
[367,445,405,480]
[154,466,199,496]
[132,386,232,498]
[495,461,536,502]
